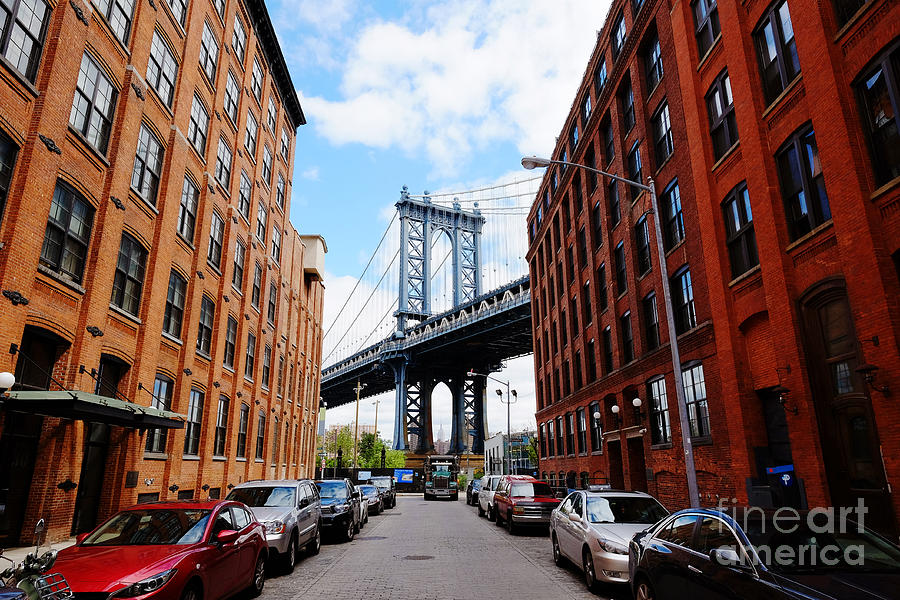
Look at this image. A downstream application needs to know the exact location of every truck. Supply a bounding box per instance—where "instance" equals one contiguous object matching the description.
[423,454,459,501]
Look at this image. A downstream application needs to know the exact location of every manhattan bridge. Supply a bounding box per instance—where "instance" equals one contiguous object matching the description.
[320,178,541,454]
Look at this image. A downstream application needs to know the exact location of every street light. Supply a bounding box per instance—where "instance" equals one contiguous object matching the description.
[522,155,700,507]
[0,372,15,395]
[353,380,367,470]
[468,369,517,475]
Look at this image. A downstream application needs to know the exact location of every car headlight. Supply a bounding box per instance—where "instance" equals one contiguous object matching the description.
[114,569,177,598]
[513,506,525,514]
[450,482,457,488]
[425,482,433,488]
[332,503,350,514]
[597,537,628,555]
[264,521,285,535]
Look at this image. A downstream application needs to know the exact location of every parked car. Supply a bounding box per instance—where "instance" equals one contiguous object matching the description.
[359,484,384,515]
[225,479,321,572]
[354,486,369,526]
[629,507,900,600]
[54,500,268,600]
[466,478,482,505]
[477,475,503,520]
[550,489,668,590]
[493,475,560,533]
[368,476,396,509]
[314,479,361,541]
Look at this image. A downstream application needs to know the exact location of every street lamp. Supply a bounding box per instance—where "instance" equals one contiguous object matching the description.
[468,369,516,475]
[353,380,367,470]
[522,155,700,507]
[0,372,15,396]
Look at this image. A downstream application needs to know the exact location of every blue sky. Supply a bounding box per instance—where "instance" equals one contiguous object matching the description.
[272,0,613,441]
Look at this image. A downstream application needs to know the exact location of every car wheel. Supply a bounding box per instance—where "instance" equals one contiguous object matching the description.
[583,549,597,592]
[494,507,503,526]
[635,577,656,600]
[506,511,517,535]
[281,535,297,573]
[487,504,496,521]
[551,533,564,566]
[180,582,201,600]
[344,517,355,542]
[477,503,485,517]
[307,524,321,556]
[248,554,266,598]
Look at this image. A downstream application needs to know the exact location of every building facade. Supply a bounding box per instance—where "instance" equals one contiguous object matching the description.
[528,0,900,536]
[484,431,537,476]
[0,0,326,545]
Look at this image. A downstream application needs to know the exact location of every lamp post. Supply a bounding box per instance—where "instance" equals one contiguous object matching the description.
[467,370,516,475]
[522,155,700,507]
[353,380,366,470]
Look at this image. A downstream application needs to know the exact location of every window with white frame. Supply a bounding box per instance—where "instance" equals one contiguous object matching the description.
[187,95,209,154]
[146,31,178,106]
[199,22,218,82]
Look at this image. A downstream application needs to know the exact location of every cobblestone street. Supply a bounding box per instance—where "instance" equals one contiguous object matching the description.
[263,495,630,600]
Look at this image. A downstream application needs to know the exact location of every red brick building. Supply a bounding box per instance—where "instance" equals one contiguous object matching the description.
[0,0,326,545]
[528,0,900,536]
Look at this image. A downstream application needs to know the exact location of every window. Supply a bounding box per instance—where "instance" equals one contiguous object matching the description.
[570,296,579,333]
[645,33,663,91]
[214,395,229,456]
[232,16,247,63]
[145,374,173,453]
[147,31,178,106]
[574,350,583,389]
[585,144,598,194]
[627,143,643,202]
[267,97,278,131]
[236,403,249,458]
[187,96,209,155]
[244,332,256,379]
[199,22,218,82]
[0,132,16,221]
[597,264,608,311]
[277,355,285,397]
[276,175,286,210]
[70,52,117,153]
[643,292,660,350]
[706,70,738,160]
[262,345,271,388]
[546,421,554,457]
[224,71,240,123]
[591,202,603,249]
[755,0,800,105]
[582,281,592,325]
[262,145,273,184]
[648,377,670,444]
[661,180,685,249]
[567,245,576,282]
[214,138,232,188]
[634,216,651,276]
[621,79,635,132]
[224,316,237,368]
[566,413,575,454]
[586,340,598,382]
[539,424,547,457]
[594,57,607,95]
[183,388,203,455]
[131,125,164,204]
[163,270,186,338]
[620,311,634,363]
[683,363,710,438]
[692,0,720,58]
[92,0,134,44]
[255,411,266,459]
[614,242,627,295]
[40,181,94,283]
[271,226,281,262]
[196,296,214,355]
[834,0,871,27]
[776,125,830,239]
[280,128,290,161]
[856,45,900,186]
[1,0,50,82]
[602,118,615,163]
[652,103,673,164]
[670,266,697,333]
[560,313,568,348]
[207,211,224,269]
[577,226,587,268]
[556,416,565,456]
[245,110,258,155]
[166,0,186,25]
[251,59,263,101]
[609,180,620,227]
[232,239,246,289]
[722,182,758,278]
[256,202,267,241]
[111,233,147,316]
[602,326,614,372]
[251,263,262,308]
[237,171,252,219]
[272,417,280,465]
[267,283,277,323]
[569,123,579,151]
[582,94,592,124]
[632,0,645,12]
[611,12,627,60]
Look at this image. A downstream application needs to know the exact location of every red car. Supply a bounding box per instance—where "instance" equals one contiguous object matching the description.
[492,475,560,534]
[54,500,268,600]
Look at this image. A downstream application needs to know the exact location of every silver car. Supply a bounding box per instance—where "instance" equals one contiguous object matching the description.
[226,479,321,573]
[359,484,384,515]
[550,489,668,590]
[476,475,503,520]
[354,485,369,527]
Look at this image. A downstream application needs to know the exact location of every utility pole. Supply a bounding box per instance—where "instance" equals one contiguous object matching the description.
[353,380,366,470]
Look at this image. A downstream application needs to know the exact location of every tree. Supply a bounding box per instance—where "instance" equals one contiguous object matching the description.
[526,435,539,468]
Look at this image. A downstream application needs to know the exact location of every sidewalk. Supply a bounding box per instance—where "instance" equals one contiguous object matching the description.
[1,539,76,563]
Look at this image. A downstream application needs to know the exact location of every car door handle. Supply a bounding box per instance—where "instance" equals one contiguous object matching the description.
[687,564,703,574]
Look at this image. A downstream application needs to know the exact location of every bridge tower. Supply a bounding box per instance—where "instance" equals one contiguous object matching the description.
[391,187,488,454]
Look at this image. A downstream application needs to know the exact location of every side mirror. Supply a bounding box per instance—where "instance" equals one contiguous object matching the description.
[216,530,239,544]
[351,490,360,499]
[76,533,89,545]
[299,497,310,508]
[709,547,744,568]
[568,512,582,523]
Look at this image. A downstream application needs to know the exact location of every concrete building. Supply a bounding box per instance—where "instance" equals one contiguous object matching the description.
[0,0,325,545]
[528,0,900,537]
[484,431,537,476]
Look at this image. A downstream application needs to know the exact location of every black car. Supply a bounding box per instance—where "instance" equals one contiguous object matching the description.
[629,507,900,600]
[368,476,396,509]
[314,479,362,541]
[466,478,482,506]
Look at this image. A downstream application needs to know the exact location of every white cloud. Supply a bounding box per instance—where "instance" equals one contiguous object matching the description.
[300,166,320,180]
[301,0,612,176]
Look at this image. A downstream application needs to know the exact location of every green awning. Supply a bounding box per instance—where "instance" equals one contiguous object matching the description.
[3,390,185,429]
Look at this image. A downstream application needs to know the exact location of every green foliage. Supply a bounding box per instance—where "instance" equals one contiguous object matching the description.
[322,425,405,468]
[526,436,539,467]
[457,473,467,489]
[473,468,484,479]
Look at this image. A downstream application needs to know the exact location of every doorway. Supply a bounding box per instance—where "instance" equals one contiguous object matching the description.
[607,439,625,489]
[627,437,648,492]
[0,412,43,546]
[72,422,110,535]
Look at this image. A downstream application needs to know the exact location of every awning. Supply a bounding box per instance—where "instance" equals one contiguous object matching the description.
[3,390,185,429]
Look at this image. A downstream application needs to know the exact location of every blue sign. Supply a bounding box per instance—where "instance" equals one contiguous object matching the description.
[766,464,794,475]
[779,472,794,487]
[394,469,414,483]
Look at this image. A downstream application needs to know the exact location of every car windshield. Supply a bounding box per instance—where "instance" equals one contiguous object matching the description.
[360,485,378,496]
[586,497,668,524]
[511,482,554,497]
[81,509,211,546]
[743,517,900,573]
[370,479,390,490]
[226,486,294,507]
[316,481,348,499]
